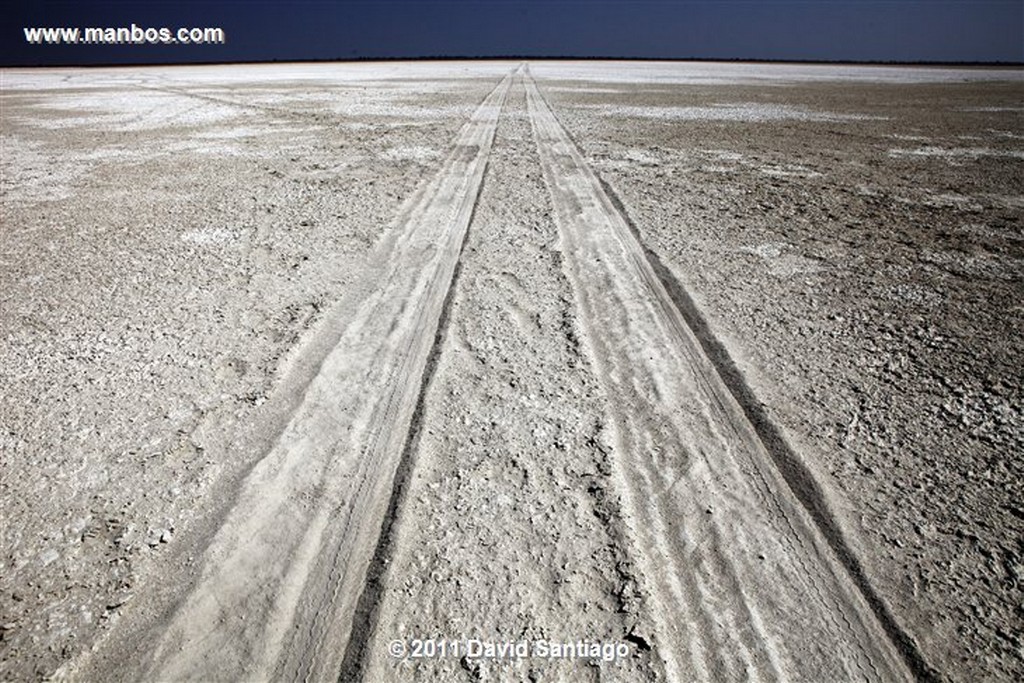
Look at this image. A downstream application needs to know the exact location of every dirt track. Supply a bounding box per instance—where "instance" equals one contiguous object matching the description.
[2,62,1022,682]
[526,68,911,681]
[133,68,513,683]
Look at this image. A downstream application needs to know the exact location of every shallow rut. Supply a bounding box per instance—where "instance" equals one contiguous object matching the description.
[357,72,663,683]
[524,69,914,682]
[133,67,516,682]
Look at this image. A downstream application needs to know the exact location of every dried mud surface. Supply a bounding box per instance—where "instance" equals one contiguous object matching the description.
[1,63,498,680]
[2,62,1022,682]
[546,77,1023,680]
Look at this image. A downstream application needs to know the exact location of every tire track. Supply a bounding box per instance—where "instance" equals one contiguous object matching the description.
[137,66,516,683]
[355,72,663,683]
[333,152,480,683]
[525,68,913,682]
[596,176,940,683]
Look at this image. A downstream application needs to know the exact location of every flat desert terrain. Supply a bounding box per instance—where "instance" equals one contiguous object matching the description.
[1,61,1022,681]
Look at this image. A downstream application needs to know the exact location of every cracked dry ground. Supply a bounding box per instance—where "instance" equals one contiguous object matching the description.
[2,62,1022,682]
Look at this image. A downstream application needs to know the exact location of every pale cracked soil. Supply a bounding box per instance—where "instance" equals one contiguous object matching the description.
[1,61,1022,682]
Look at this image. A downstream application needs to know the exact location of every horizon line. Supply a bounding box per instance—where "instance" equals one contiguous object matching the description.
[5,55,1024,69]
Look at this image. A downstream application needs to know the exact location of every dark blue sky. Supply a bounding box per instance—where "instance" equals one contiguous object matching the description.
[4,1,1023,66]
